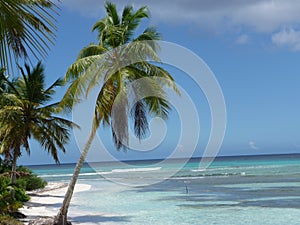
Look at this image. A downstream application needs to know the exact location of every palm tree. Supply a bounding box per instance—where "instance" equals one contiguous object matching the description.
[0,0,58,72]
[0,69,12,166]
[0,62,75,186]
[55,2,179,224]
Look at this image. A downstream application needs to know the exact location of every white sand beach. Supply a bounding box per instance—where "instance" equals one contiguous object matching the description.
[20,182,123,225]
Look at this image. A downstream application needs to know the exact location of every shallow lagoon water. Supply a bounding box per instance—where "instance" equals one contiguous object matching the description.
[29,154,300,224]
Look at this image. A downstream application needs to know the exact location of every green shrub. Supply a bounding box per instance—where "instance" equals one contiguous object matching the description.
[0,178,23,215]
[0,215,23,225]
[24,174,47,191]
[14,187,30,202]
[16,166,47,191]
[15,179,27,190]
[0,164,46,217]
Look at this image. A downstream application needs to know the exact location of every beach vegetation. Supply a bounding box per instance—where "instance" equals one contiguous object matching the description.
[0,160,47,218]
[0,62,75,221]
[0,215,23,225]
[0,1,60,223]
[15,166,47,191]
[0,62,74,187]
[55,1,179,224]
[0,176,22,215]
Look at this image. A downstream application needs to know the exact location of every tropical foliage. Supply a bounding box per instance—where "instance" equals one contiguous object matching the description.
[62,1,178,147]
[0,215,23,225]
[0,161,46,218]
[0,62,74,187]
[55,2,179,224]
[0,0,58,72]
[0,0,63,222]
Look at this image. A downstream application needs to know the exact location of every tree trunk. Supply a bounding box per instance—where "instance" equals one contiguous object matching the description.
[10,147,19,199]
[4,151,11,167]
[54,130,96,225]
[11,148,19,185]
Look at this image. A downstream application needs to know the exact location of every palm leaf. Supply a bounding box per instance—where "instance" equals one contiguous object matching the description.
[0,62,73,164]
[0,0,59,73]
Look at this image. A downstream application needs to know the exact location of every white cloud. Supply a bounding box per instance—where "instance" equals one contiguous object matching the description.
[62,0,300,33]
[236,34,249,45]
[272,28,300,51]
[62,0,300,49]
[249,141,259,150]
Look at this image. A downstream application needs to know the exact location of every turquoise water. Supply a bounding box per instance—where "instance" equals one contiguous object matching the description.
[29,154,300,224]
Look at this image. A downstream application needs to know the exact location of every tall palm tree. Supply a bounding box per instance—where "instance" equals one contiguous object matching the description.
[0,0,58,73]
[0,68,12,165]
[0,62,75,186]
[55,2,179,224]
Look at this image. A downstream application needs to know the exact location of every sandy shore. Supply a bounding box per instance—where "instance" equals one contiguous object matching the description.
[19,182,123,225]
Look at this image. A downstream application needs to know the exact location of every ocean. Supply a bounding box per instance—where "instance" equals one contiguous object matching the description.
[28,154,300,225]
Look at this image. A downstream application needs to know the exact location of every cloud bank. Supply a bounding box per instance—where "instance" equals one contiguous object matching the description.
[62,0,300,50]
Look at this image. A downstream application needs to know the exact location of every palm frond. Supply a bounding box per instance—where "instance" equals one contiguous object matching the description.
[64,55,103,82]
[142,97,170,120]
[130,62,180,95]
[0,0,59,72]
[111,90,129,150]
[121,41,161,64]
[77,44,107,60]
[133,27,161,53]
[122,5,149,43]
[105,1,120,25]
[44,77,63,98]
[0,62,73,164]
[130,100,149,140]
[62,2,180,152]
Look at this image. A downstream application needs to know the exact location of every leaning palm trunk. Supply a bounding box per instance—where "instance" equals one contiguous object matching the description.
[11,148,19,185]
[54,2,179,224]
[54,129,96,225]
[10,147,20,199]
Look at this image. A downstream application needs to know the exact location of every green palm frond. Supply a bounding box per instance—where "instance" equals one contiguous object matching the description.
[121,5,133,25]
[134,27,160,42]
[61,56,107,111]
[77,44,107,60]
[118,41,160,65]
[62,2,180,150]
[44,78,63,99]
[0,0,59,72]
[122,5,149,43]
[144,96,171,119]
[94,80,117,127]
[0,62,73,163]
[105,1,120,26]
[111,90,129,150]
[64,55,103,82]
[126,62,179,96]
[130,100,149,140]
[32,116,74,163]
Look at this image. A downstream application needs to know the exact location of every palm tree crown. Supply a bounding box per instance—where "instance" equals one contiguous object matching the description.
[55,2,179,224]
[63,1,179,150]
[0,62,74,164]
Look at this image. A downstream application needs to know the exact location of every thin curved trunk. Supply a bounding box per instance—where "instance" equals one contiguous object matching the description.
[54,130,96,225]
[11,147,19,185]
[10,147,19,199]
[4,151,11,167]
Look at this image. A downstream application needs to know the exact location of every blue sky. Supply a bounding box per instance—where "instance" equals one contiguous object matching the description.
[20,0,300,165]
